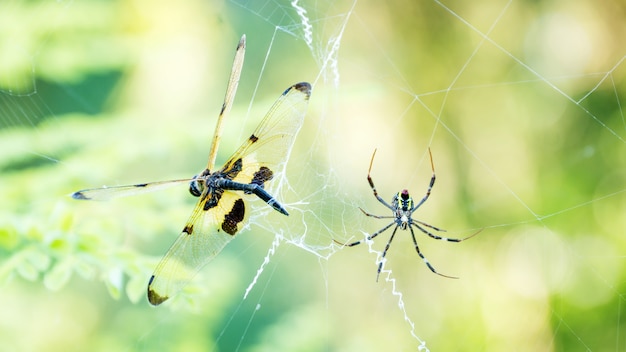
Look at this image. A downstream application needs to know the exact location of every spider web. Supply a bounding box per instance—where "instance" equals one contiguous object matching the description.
[1,0,626,351]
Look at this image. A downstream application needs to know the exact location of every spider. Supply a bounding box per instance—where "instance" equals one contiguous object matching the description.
[335,148,479,281]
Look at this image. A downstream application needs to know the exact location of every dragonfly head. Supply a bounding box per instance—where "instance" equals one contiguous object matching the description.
[189,169,212,197]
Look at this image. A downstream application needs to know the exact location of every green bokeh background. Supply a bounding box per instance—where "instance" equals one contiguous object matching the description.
[1,0,625,351]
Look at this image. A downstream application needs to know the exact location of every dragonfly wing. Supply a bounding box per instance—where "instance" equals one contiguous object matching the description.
[147,189,248,305]
[72,179,193,201]
[219,82,311,189]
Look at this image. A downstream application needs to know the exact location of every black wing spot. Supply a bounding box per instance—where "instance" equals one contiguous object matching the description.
[204,190,223,211]
[251,166,274,188]
[222,198,245,236]
[292,82,312,99]
[183,224,194,235]
[223,158,243,179]
[249,134,259,143]
[71,192,89,200]
[232,158,243,172]
[147,275,168,306]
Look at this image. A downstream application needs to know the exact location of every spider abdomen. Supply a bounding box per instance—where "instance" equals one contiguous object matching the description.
[392,189,413,211]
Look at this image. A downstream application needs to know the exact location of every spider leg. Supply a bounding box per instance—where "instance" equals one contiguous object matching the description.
[413,219,446,232]
[333,221,395,247]
[409,225,458,279]
[414,222,482,242]
[366,149,395,211]
[376,225,400,282]
[359,207,395,219]
[411,148,436,212]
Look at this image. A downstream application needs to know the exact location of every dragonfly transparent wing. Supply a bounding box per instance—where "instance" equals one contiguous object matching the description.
[72,179,193,201]
[147,190,247,305]
[220,82,311,188]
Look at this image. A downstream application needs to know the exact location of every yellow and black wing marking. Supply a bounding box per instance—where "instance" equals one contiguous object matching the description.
[221,82,312,182]
[147,190,246,305]
[147,82,311,305]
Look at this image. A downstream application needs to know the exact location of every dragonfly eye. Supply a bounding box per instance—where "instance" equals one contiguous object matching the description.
[189,175,204,197]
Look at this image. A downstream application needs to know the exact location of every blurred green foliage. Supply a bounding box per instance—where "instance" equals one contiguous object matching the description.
[2,0,626,351]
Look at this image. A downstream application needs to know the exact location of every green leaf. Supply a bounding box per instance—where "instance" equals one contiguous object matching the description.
[25,226,44,242]
[43,257,74,290]
[16,260,38,281]
[125,273,146,303]
[58,211,74,233]
[48,237,70,252]
[76,233,103,254]
[104,267,123,300]
[73,256,96,280]
[23,247,50,271]
[0,260,16,285]
[0,225,19,249]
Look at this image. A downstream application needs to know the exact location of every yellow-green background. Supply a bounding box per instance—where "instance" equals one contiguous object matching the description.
[1,0,625,351]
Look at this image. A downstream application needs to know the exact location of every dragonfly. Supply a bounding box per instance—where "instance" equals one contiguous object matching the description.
[72,34,312,305]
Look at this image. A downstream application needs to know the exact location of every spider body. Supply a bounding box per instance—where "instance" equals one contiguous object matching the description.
[336,149,478,281]
[393,190,412,229]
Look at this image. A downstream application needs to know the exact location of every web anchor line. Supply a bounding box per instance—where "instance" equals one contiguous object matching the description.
[361,233,431,351]
[244,233,283,299]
